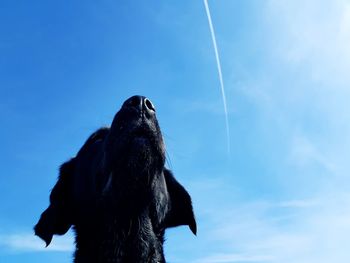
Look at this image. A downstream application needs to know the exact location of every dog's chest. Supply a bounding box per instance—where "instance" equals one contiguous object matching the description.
[96,214,164,263]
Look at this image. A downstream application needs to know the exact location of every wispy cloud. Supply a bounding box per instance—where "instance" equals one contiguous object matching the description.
[289,134,337,173]
[163,2,350,262]
[0,233,74,252]
[193,253,274,263]
[202,193,350,263]
[267,0,350,75]
[233,0,350,181]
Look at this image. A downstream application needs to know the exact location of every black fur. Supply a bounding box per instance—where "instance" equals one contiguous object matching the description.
[34,96,196,263]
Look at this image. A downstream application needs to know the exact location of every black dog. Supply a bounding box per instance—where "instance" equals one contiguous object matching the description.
[34,96,196,262]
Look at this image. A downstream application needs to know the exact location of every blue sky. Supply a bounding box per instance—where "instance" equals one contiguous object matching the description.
[1,0,350,262]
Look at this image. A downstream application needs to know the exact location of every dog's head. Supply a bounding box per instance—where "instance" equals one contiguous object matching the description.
[34,96,196,248]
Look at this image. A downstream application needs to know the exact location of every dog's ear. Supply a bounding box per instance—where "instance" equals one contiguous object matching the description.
[163,169,197,235]
[34,158,75,246]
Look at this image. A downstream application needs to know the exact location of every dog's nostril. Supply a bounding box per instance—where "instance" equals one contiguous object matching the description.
[144,98,155,112]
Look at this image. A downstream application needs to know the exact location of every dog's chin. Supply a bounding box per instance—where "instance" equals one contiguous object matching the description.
[132,136,149,146]
[128,136,153,158]
[126,134,164,168]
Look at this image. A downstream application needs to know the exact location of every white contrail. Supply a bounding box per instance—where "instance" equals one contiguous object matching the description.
[203,0,230,154]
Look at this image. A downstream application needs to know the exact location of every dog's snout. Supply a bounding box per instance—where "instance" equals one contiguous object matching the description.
[126,96,143,110]
[124,96,155,114]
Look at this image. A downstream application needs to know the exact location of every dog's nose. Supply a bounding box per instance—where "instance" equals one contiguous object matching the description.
[124,96,155,114]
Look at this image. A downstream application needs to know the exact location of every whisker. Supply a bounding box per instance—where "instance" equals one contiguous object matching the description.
[165,150,173,170]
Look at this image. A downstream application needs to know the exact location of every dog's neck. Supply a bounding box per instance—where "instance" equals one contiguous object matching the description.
[96,211,165,263]
[74,203,166,263]
[74,171,169,263]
